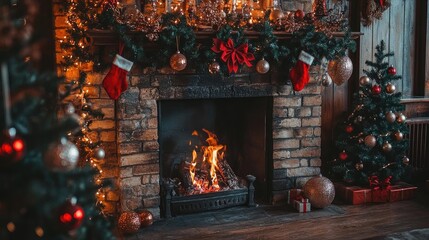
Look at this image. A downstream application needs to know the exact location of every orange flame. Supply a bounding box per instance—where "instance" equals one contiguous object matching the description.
[189,129,225,193]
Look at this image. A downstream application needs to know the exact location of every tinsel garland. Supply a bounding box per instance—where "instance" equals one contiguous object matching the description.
[59,1,356,77]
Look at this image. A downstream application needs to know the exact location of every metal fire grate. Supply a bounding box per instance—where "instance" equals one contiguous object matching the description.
[162,175,256,218]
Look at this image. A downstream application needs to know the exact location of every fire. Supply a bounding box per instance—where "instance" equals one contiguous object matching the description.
[188,129,225,193]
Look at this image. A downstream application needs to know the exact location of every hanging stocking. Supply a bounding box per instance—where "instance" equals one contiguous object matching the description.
[289,50,314,92]
[102,44,133,100]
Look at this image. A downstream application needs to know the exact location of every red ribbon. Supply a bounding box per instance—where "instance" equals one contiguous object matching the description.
[211,38,255,74]
[369,175,392,190]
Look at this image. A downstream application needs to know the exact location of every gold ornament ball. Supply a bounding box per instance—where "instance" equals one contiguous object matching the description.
[170,51,187,71]
[269,9,285,21]
[382,141,392,152]
[328,56,353,86]
[359,76,371,86]
[396,113,406,123]
[303,176,335,209]
[208,60,220,74]
[93,147,106,161]
[321,73,332,86]
[402,156,410,165]
[44,137,79,171]
[118,211,141,234]
[256,58,270,74]
[394,131,404,141]
[364,135,377,148]
[138,210,154,227]
[355,162,364,171]
[386,82,396,93]
[385,111,396,123]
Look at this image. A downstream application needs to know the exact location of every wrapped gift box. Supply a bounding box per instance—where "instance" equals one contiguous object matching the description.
[293,199,311,213]
[335,182,417,204]
[388,182,417,202]
[372,189,389,203]
[335,183,372,205]
[287,189,302,205]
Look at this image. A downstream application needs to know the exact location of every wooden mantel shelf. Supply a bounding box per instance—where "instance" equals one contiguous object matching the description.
[87,29,363,46]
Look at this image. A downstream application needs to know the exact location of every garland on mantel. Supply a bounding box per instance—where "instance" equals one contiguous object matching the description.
[59,0,356,77]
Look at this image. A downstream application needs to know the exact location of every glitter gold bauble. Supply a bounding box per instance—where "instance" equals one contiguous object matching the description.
[355,162,364,171]
[396,113,406,123]
[393,131,404,141]
[269,9,285,21]
[256,58,270,74]
[303,176,335,209]
[364,135,377,148]
[208,60,220,74]
[386,82,396,93]
[321,73,332,86]
[385,111,396,123]
[118,212,141,234]
[44,137,79,171]
[138,210,154,227]
[328,56,353,86]
[169,51,187,71]
[402,156,410,165]
[359,76,371,86]
[382,141,392,152]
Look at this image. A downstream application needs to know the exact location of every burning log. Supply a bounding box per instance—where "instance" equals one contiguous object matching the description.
[179,161,193,189]
[217,158,240,189]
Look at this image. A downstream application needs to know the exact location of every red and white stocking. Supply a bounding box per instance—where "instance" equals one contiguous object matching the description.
[289,51,314,91]
[102,54,134,100]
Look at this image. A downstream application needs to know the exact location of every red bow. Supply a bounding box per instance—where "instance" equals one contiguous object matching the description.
[211,38,255,74]
[369,175,392,190]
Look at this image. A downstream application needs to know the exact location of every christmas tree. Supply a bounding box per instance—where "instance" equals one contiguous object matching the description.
[0,1,114,239]
[329,41,410,186]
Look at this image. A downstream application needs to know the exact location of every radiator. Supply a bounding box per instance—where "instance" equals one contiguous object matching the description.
[406,118,429,169]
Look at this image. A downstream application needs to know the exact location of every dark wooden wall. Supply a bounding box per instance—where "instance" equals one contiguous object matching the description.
[321,0,418,165]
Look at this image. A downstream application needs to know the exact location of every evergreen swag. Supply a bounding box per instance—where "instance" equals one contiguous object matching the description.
[60,1,356,77]
[328,41,411,186]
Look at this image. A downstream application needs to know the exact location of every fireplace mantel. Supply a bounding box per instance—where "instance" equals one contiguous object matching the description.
[87,29,362,46]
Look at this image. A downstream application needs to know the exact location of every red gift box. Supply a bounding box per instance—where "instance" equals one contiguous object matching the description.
[287,189,302,205]
[372,189,389,202]
[388,182,417,202]
[335,183,372,205]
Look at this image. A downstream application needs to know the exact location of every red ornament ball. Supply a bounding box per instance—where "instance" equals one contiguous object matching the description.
[387,66,396,75]
[339,151,348,161]
[372,85,381,95]
[345,124,354,133]
[58,200,84,231]
[294,9,305,20]
[0,128,25,165]
[138,210,154,227]
[118,211,141,234]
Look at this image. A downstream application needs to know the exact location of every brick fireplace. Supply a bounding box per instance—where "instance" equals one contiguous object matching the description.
[115,70,322,218]
[53,0,322,219]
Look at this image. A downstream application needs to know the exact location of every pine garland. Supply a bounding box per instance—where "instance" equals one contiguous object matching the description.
[59,1,356,77]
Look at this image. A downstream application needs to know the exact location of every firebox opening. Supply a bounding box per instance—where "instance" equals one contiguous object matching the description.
[158,97,273,203]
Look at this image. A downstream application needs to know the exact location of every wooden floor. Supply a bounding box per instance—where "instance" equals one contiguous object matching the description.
[124,192,429,240]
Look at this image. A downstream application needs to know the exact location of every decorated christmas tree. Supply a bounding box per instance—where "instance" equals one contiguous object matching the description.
[329,40,410,186]
[0,1,114,239]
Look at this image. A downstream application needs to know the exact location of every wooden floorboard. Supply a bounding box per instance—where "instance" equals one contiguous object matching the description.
[123,192,429,240]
